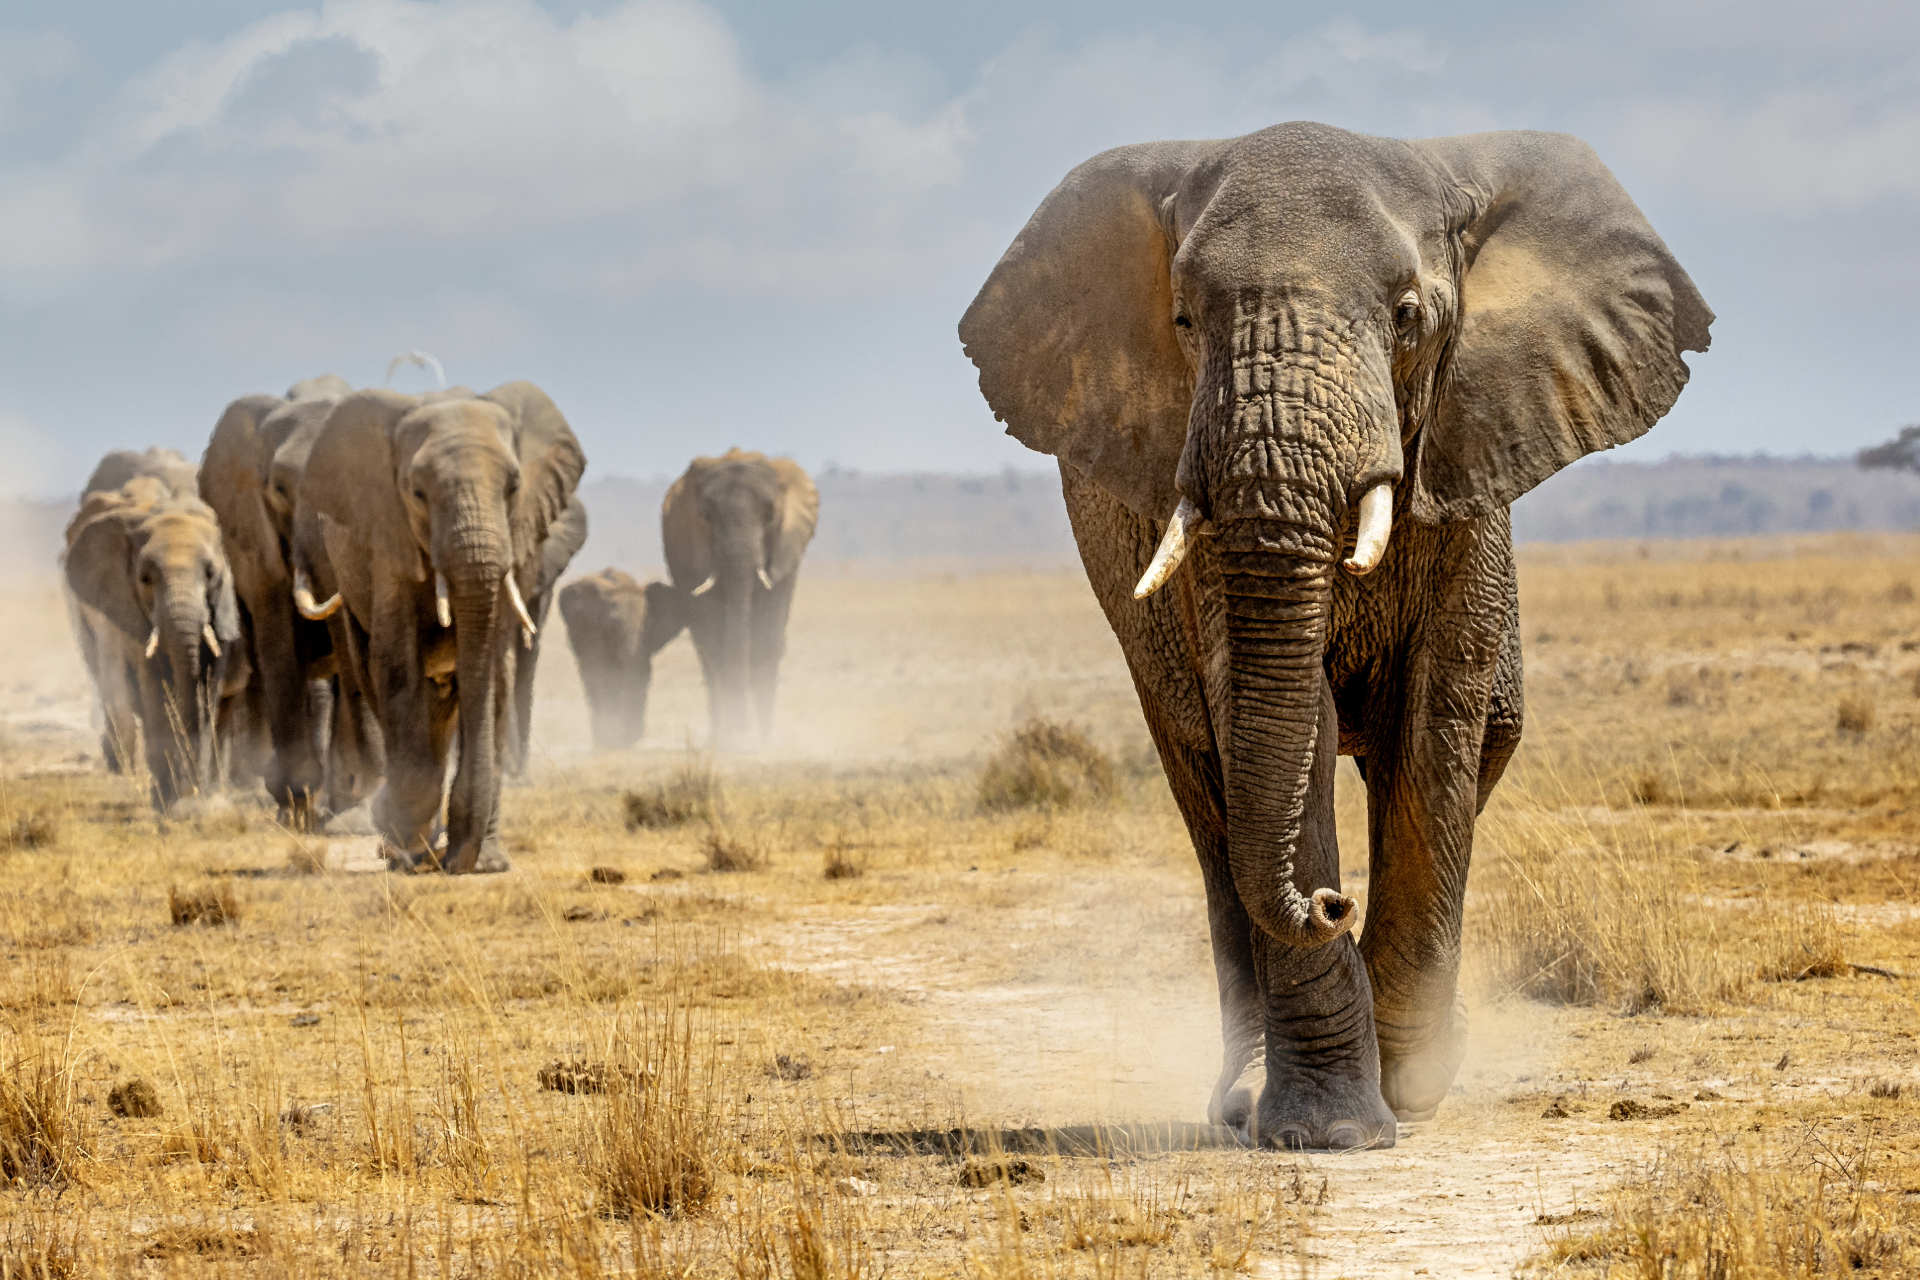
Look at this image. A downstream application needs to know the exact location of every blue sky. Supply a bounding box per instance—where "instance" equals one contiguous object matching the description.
[0,0,1914,495]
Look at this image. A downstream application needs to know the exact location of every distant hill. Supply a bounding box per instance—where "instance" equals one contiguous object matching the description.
[8,456,1919,587]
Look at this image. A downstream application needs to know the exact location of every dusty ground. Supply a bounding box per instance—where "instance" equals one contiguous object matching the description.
[2,536,1919,1277]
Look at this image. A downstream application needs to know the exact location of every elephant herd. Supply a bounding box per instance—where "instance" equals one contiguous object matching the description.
[62,378,818,873]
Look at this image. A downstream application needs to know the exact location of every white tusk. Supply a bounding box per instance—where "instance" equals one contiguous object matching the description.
[691,575,716,597]
[756,567,774,591]
[504,573,537,649]
[435,572,452,628]
[145,627,160,659]
[292,567,341,620]
[1133,497,1208,600]
[1342,483,1395,577]
[202,624,221,658]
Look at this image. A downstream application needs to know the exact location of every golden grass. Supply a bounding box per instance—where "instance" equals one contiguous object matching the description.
[0,536,1915,1274]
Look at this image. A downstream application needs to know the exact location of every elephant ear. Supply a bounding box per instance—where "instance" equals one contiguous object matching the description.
[63,500,148,639]
[660,462,714,591]
[535,496,590,596]
[299,390,420,577]
[1409,131,1713,523]
[480,381,587,570]
[764,459,818,584]
[959,140,1219,523]
[200,395,289,596]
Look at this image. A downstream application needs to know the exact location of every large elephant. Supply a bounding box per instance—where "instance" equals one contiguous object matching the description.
[297,383,585,873]
[660,450,818,749]
[502,494,589,778]
[199,374,380,827]
[960,124,1711,1149]
[557,567,686,749]
[63,469,244,809]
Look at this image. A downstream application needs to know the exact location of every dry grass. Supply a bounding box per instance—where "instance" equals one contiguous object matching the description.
[978,717,1117,811]
[0,538,1915,1274]
[165,882,239,926]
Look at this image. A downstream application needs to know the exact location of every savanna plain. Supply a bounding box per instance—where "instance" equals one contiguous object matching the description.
[3,533,1920,1279]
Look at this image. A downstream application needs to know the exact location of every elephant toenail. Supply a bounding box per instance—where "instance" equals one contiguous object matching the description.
[1271,1124,1311,1151]
[1325,1122,1369,1150]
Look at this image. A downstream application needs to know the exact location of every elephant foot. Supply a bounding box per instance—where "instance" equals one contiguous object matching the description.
[1253,1073,1397,1152]
[1378,993,1470,1121]
[1208,1053,1264,1145]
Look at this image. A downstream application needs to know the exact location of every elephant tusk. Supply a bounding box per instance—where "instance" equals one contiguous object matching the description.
[1342,483,1394,577]
[435,572,452,628]
[145,627,160,659]
[202,624,221,658]
[1133,497,1208,600]
[504,573,537,649]
[691,575,716,597]
[293,567,342,620]
[756,567,774,591]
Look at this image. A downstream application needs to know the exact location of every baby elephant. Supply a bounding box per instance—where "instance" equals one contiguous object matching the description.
[63,467,244,808]
[558,569,685,749]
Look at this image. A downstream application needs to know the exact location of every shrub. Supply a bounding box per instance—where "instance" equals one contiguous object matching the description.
[168,884,240,927]
[1837,694,1875,735]
[624,753,722,829]
[107,1079,163,1119]
[821,841,864,881]
[4,810,59,850]
[703,826,767,874]
[978,717,1117,811]
[0,1036,88,1185]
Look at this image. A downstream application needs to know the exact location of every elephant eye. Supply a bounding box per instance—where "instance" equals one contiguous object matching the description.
[1394,290,1422,333]
[1172,313,1192,330]
[413,488,427,503]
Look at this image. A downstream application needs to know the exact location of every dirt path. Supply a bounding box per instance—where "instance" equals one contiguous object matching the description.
[754,898,1633,1278]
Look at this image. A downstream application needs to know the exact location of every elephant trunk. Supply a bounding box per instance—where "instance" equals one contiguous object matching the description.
[443,560,505,872]
[711,529,764,749]
[152,572,219,803]
[1216,522,1356,948]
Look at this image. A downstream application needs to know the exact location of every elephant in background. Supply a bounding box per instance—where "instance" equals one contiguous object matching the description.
[961,123,1710,1148]
[661,449,818,749]
[502,494,589,778]
[298,382,585,873]
[558,568,686,750]
[63,467,244,808]
[199,374,382,827]
[83,447,200,502]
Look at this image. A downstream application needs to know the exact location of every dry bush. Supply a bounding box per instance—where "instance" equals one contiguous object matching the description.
[821,840,865,881]
[0,1034,88,1186]
[704,824,768,873]
[588,865,627,885]
[107,1078,162,1118]
[1469,801,1849,1014]
[3,810,59,850]
[1535,1126,1919,1277]
[978,717,1117,811]
[624,753,723,829]
[1837,694,1875,735]
[167,883,239,926]
[589,1006,727,1220]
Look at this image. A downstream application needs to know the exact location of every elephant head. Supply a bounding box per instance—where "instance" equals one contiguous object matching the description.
[300,383,584,871]
[962,124,1709,1129]
[661,449,818,748]
[558,567,686,750]
[83,447,199,501]
[64,483,241,807]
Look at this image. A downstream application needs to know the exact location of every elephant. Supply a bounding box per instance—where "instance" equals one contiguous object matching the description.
[960,123,1711,1149]
[83,447,200,502]
[557,567,687,749]
[296,382,585,873]
[502,494,589,778]
[199,374,383,827]
[660,449,818,749]
[63,469,244,808]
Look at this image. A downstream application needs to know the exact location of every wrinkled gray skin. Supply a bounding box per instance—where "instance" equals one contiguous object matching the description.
[63,462,244,809]
[557,567,687,749]
[200,375,382,828]
[961,124,1711,1150]
[502,495,589,778]
[299,384,585,873]
[661,450,819,750]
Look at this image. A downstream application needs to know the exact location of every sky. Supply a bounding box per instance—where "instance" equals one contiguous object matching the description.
[0,0,1915,497]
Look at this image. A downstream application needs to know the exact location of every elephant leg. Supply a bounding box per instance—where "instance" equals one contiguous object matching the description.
[101,654,142,776]
[1357,552,1509,1122]
[686,594,727,745]
[368,594,452,863]
[747,578,795,740]
[1476,563,1525,814]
